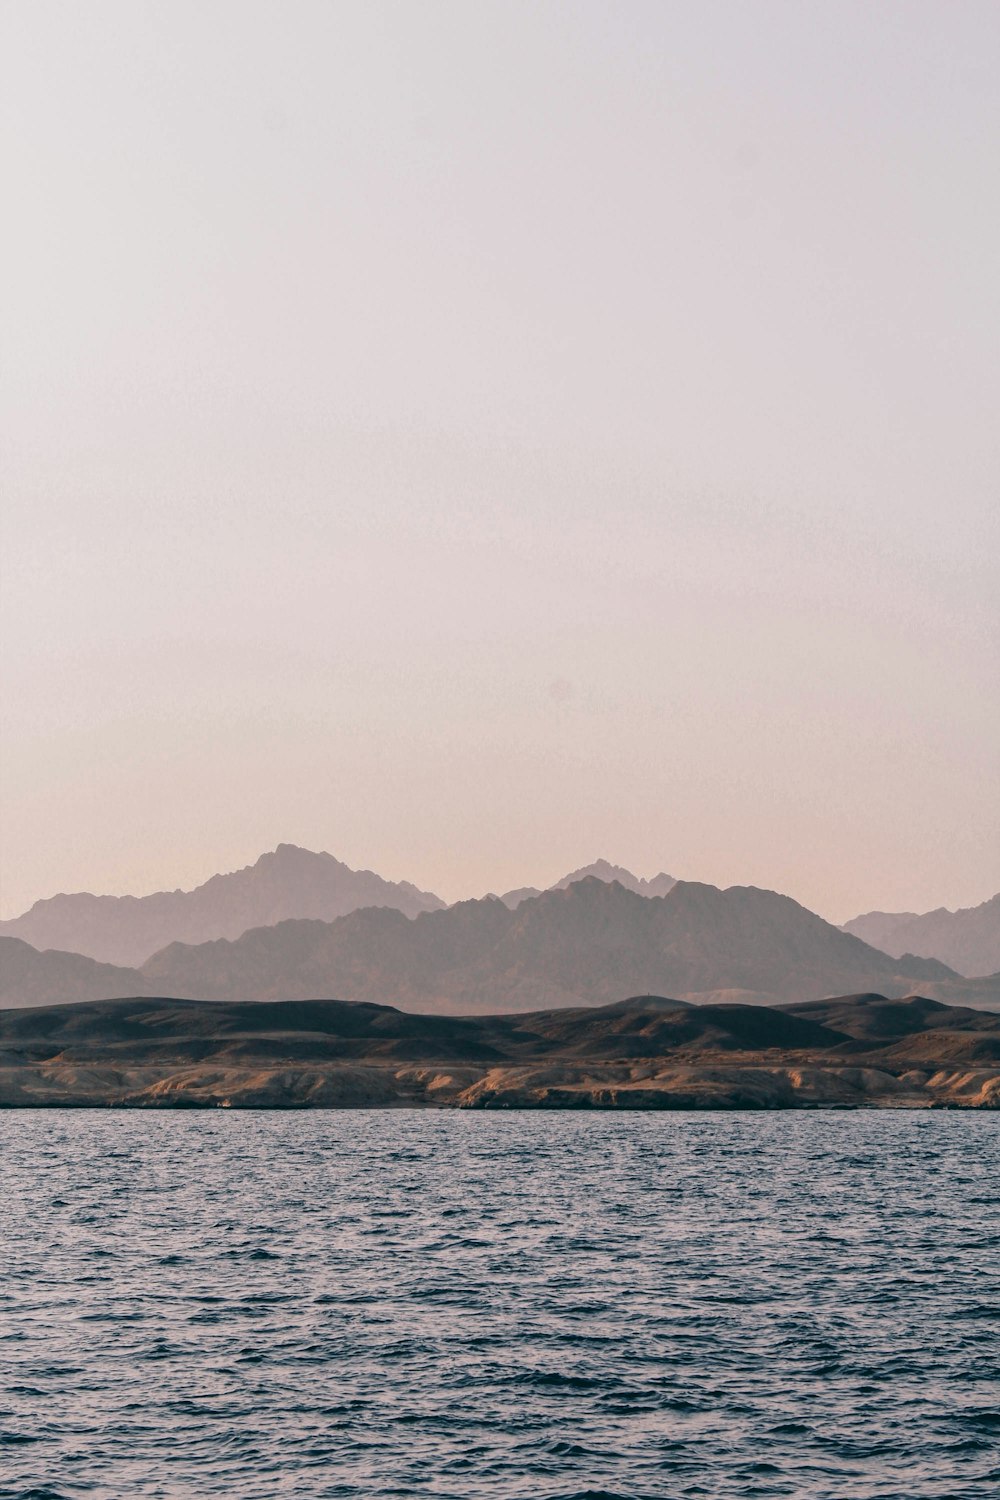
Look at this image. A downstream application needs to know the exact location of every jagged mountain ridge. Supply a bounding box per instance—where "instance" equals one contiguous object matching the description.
[101,878,958,1012]
[0,845,445,967]
[842,893,1000,978]
[0,847,680,967]
[1,840,990,987]
[496,859,677,909]
[8,875,998,1018]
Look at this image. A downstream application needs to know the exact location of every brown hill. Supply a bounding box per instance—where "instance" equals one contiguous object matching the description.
[502,994,847,1056]
[784,991,991,1039]
[1,991,997,1109]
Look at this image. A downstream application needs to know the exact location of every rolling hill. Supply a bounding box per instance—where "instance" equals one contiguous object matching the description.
[0,990,996,1109]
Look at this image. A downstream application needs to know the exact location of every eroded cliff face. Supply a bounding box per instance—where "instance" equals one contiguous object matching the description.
[1,1057,997,1110]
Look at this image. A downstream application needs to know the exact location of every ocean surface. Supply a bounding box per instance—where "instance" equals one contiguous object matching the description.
[1,1112,998,1500]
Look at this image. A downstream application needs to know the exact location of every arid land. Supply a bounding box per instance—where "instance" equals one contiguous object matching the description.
[1,991,998,1110]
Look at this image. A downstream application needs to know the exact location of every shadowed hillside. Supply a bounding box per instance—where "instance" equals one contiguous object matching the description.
[0,991,996,1109]
[3,878,986,1017]
[133,878,956,1011]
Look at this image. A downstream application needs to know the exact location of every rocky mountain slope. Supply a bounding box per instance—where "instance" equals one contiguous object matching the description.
[0,991,996,1109]
[0,845,445,967]
[842,893,1000,977]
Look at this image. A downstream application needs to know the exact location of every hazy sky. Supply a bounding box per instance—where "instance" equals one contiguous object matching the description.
[2,0,997,923]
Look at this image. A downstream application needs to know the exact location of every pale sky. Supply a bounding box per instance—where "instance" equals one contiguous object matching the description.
[1,0,997,924]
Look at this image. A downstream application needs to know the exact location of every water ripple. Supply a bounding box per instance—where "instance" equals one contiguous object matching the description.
[0,1112,997,1498]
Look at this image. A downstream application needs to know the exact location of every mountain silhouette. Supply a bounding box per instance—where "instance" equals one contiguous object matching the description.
[6,876,954,1015]
[0,936,154,1006]
[9,877,994,1017]
[497,859,677,908]
[842,893,1000,977]
[0,845,445,967]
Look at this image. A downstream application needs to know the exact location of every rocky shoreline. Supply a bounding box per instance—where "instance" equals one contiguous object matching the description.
[1,988,999,1109]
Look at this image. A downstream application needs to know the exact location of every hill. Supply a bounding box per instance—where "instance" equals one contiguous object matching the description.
[842,893,1000,977]
[0,990,996,1109]
[0,845,445,967]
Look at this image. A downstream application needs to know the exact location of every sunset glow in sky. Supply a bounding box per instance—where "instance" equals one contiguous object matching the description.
[2,1,997,921]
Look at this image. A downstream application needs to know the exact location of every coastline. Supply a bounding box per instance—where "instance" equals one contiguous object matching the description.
[3,992,998,1110]
[1,1060,997,1109]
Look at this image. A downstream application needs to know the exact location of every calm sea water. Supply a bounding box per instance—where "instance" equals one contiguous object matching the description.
[1,1111,998,1500]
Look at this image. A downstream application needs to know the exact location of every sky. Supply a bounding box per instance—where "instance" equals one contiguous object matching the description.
[1,0,997,924]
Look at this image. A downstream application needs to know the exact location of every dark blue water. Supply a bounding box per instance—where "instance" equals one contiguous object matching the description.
[1,1112,998,1499]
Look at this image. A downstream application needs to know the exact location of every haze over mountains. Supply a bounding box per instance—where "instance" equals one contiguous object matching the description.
[0,937,157,1007]
[4,877,983,1016]
[138,880,957,1013]
[3,843,994,980]
[0,846,445,968]
[2,846,997,1023]
[497,860,677,909]
[842,894,1000,979]
[0,846,675,967]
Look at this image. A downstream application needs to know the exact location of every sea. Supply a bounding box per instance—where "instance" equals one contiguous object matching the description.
[1,1111,998,1500]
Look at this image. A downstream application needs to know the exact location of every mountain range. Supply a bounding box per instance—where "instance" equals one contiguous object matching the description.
[5,876,984,1015]
[0,847,674,968]
[1,990,997,1109]
[3,844,994,978]
[842,894,1000,978]
[0,845,445,967]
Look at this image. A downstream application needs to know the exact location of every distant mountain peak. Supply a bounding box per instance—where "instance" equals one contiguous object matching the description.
[5,878,996,1016]
[259,843,341,868]
[119,876,967,1016]
[842,892,1000,978]
[499,859,678,909]
[0,845,445,967]
[565,858,627,878]
[554,860,677,896]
